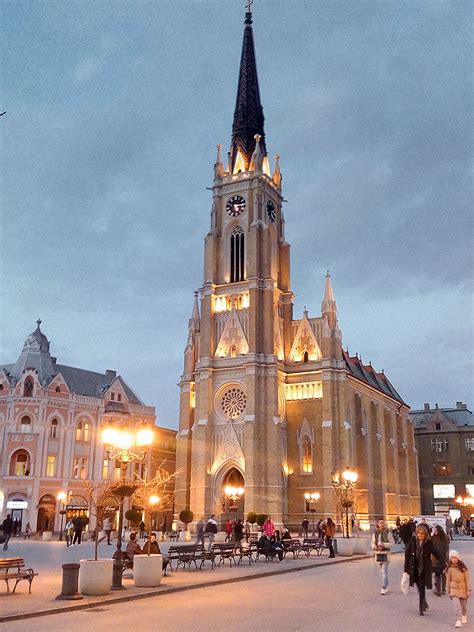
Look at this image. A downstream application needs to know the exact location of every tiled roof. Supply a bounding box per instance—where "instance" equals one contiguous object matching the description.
[411,406,473,428]
[342,350,405,404]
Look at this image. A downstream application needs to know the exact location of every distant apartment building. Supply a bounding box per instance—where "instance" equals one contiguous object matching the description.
[0,321,176,532]
[411,401,473,519]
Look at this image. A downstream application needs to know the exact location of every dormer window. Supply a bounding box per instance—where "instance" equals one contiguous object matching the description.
[111,393,115,401]
[55,386,61,393]
[435,423,441,430]
[117,393,122,402]
[0,383,4,391]
[23,377,34,397]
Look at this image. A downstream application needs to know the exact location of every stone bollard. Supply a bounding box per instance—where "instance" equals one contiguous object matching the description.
[56,563,83,600]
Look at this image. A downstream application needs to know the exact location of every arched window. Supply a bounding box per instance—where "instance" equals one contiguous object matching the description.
[50,418,58,439]
[230,227,245,283]
[230,345,237,358]
[76,421,83,441]
[83,423,90,442]
[303,351,309,363]
[23,377,34,397]
[20,415,31,433]
[9,449,31,476]
[302,437,313,473]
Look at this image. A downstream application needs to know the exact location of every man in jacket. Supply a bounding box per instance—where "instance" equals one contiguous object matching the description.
[205,515,218,550]
[1,514,13,551]
[371,519,394,594]
[126,532,143,562]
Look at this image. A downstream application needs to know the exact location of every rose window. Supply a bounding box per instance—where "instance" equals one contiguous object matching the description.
[221,388,246,420]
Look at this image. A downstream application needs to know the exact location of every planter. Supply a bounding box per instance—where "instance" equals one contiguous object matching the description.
[335,538,353,556]
[42,531,53,542]
[352,537,369,555]
[184,530,192,542]
[79,559,113,596]
[133,554,162,587]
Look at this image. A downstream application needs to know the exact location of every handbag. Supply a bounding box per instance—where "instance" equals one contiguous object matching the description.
[400,571,410,595]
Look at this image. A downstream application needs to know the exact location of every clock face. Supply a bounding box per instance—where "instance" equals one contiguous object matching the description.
[226,195,246,217]
[266,200,276,223]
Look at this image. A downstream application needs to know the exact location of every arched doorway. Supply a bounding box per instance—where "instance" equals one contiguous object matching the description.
[221,468,245,523]
[37,494,56,532]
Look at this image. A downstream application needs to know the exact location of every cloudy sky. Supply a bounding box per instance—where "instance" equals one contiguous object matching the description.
[1,0,472,427]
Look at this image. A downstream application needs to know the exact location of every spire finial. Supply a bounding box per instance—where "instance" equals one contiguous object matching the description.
[245,0,253,23]
[36,319,42,327]
[214,143,224,178]
[272,154,282,186]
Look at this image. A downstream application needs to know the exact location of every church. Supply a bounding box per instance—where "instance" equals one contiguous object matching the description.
[174,8,420,530]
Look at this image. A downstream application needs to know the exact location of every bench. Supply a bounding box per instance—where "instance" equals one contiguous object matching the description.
[237,542,257,565]
[301,537,327,557]
[282,538,303,559]
[0,557,38,594]
[168,544,215,572]
[211,542,240,567]
[256,542,283,562]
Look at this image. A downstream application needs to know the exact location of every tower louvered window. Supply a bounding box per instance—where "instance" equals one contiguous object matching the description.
[230,227,245,282]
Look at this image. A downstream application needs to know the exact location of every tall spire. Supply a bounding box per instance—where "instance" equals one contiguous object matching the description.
[229,6,266,173]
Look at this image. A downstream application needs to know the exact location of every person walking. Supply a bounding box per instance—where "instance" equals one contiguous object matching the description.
[23,522,31,539]
[1,514,13,551]
[262,515,275,537]
[224,519,233,542]
[65,519,74,546]
[139,520,146,540]
[445,549,471,628]
[234,519,244,544]
[404,524,443,616]
[101,516,112,545]
[205,515,218,550]
[72,517,83,545]
[371,519,394,594]
[301,518,309,538]
[195,518,205,545]
[431,524,449,595]
[324,517,336,558]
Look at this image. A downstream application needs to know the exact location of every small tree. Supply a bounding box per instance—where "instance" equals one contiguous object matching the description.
[131,466,178,555]
[85,480,118,561]
[256,513,267,527]
[247,512,257,524]
[125,508,142,526]
[179,509,194,531]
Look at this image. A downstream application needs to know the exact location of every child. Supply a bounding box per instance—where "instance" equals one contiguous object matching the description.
[445,549,471,628]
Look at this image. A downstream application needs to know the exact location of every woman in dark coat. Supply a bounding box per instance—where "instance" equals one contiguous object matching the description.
[431,525,449,595]
[404,525,442,615]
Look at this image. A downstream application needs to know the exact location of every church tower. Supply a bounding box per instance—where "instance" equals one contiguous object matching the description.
[174,8,420,529]
[175,8,292,523]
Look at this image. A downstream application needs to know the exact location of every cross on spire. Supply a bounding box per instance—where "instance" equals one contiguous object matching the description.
[246,0,253,12]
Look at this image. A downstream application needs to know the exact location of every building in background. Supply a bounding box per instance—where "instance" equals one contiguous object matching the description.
[0,320,176,532]
[175,8,420,530]
[412,401,473,519]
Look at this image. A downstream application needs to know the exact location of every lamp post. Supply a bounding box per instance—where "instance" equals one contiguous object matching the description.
[331,468,358,539]
[456,495,474,526]
[101,425,154,590]
[304,492,320,535]
[57,491,67,541]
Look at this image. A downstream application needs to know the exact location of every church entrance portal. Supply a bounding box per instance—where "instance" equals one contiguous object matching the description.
[221,468,245,524]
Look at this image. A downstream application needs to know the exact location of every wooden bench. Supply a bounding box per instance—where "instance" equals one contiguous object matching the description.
[301,537,327,557]
[168,544,215,572]
[211,542,240,567]
[237,542,257,565]
[282,538,303,559]
[0,557,38,594]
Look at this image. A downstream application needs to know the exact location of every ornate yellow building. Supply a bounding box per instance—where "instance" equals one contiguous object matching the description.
[175,9,420,529]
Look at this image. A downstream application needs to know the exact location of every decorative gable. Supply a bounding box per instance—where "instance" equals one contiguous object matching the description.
[210,421,245,474]
[289,313,322,362]
[215,307,249,358]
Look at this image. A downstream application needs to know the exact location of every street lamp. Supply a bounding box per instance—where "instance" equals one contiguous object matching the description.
[331,468,358,539]
[102,424,154,590]
[57,491,67,541]
[456,495,474,520]
[224,486,244,514]
[304,492,320,535]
